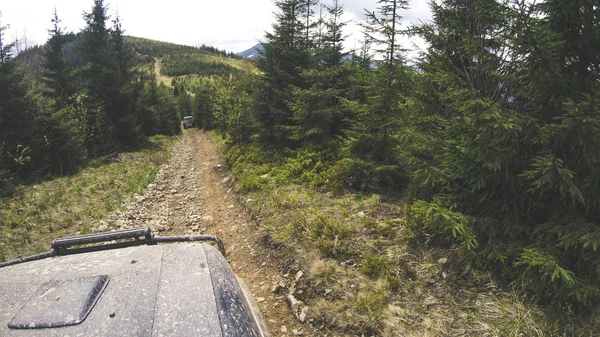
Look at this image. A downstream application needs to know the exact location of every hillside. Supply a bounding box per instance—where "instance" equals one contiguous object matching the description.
[15,35,243,81]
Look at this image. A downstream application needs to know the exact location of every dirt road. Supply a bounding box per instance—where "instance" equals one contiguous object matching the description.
[107,129,312,336]
[153,57,172,86]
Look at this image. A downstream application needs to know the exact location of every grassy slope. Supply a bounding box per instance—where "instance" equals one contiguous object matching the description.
[0,135,178,262]
[210,135,600,337]
[125,36,250,77]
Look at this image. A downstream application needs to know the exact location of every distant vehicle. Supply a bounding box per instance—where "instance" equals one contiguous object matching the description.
[0,227,270,337]
[183,116,195,129]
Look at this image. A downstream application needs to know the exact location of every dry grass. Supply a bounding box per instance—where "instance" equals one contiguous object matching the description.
[0,135,178,261]
[230,182,600,336]
[207,134,600,336]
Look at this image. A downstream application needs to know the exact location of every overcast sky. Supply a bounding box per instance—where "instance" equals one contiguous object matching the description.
[1,0,432,54]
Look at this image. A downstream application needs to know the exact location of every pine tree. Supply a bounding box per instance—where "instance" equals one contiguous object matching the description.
[0,17,36,183]
[339,0,410,189]
[255,0,313,147]
[289,0,350,149]
[41,8,74,108]
[80,0,116,156]
[193,81,216,130]
[110,13,142,149]
[137,74,158,136]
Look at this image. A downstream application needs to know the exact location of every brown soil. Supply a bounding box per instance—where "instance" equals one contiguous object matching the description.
[108,129,313,336]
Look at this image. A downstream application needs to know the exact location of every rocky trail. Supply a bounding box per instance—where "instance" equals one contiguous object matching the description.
[104,129,316,337]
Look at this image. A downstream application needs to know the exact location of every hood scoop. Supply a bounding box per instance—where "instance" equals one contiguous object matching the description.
[8,275,109,329]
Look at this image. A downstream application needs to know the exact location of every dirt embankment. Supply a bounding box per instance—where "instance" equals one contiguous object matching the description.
[105,129,315,336]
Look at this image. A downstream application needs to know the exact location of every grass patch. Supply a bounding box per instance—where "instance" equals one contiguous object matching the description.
[0,135,178,261]
[212,138,600,336]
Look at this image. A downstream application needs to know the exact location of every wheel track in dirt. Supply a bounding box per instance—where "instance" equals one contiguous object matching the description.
[107,129,315,336]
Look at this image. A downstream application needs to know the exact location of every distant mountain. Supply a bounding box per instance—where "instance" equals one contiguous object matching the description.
[238,43,263,60]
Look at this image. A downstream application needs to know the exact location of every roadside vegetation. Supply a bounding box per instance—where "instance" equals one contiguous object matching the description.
[0,135,177,262]
[0,2,225,261]
[211,134,599,336]
[197,0,600,335]
[0,0,185,198]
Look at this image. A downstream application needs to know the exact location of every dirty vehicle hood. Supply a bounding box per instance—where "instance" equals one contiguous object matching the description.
[0,244,267,337]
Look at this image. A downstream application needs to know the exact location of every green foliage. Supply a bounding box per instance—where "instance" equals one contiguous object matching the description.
[410,200,478,252]
[125,36,239,59]
[193,80,217,130]
[154,83,181,136]
[210,77,256,143]
[41,8,75,108]
[309,212,354,258]
[0,2,186,194]
[254,0,313,147]
[161,54,241,77]
[336,0,413,191]
[408,0,600,308]
[224,143,277,191]
[360,253,391,278]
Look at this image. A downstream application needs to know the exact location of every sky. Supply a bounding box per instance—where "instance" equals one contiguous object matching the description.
[0,0,432,55]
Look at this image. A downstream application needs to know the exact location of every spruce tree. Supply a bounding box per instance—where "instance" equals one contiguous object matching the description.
[339,0,410,189]
[136,73,159,136]
[193,81,216,130]
[41,8,74,108]
[0,13,10,64]
[155,83,181,136]
[211,77,256,144]
[110,13,141,149]
[255,0,313,147]
[0,17,36,182]
[80,0,116,156]
[289,0,350,149]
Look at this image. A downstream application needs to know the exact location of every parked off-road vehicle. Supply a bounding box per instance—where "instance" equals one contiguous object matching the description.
[0,227,270,337]
[183,116,195,129]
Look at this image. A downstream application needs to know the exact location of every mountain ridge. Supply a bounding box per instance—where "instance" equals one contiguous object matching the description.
[237,43,263,60]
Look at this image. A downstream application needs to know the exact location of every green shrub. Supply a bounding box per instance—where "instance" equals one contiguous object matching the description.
[309,212,354,258]
[360,253,391,278]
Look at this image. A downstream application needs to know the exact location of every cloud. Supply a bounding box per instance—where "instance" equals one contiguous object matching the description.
[327,0,432,58]
[321,0,432,23]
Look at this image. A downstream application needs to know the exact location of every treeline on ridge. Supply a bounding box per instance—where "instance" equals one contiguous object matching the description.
[124,36,240,59]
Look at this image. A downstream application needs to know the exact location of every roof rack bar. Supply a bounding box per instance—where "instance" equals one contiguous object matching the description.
[153,235,226,257]
[0,227,226,268]
[0,251,54,269]
[52,227,153,255]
